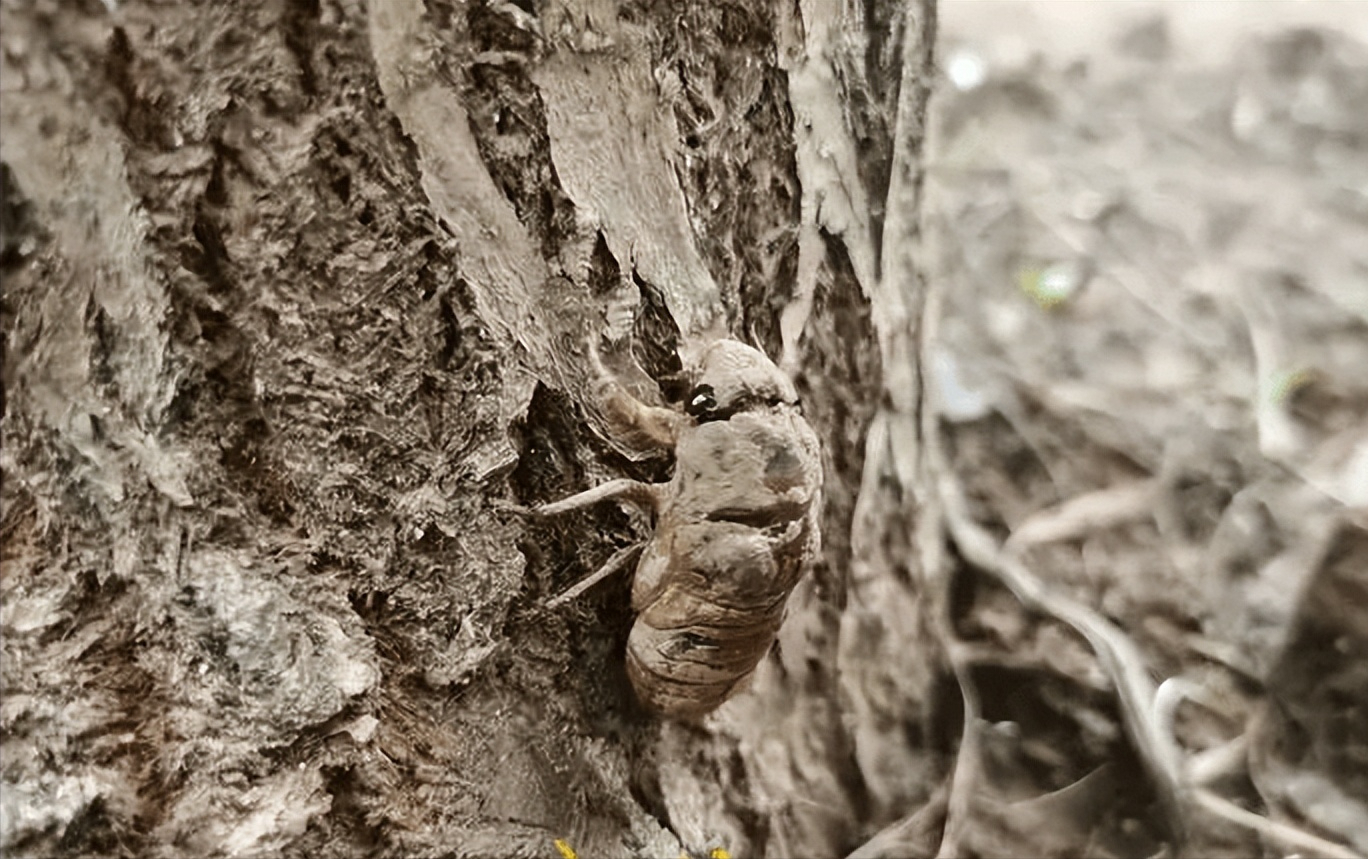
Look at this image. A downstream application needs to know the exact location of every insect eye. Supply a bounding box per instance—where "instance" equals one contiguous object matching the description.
[686,385,718,417]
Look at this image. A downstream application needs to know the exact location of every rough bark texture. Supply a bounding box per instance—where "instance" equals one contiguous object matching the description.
[2,1,940,857]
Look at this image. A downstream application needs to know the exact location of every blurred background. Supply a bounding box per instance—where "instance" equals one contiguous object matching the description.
[919,2,1368,855]
[943,0,1368,68]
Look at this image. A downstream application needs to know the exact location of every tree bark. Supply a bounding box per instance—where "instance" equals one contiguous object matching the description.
[1,1,939,856]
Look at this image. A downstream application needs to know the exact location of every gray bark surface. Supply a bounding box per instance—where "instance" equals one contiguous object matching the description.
[2,1,940,857]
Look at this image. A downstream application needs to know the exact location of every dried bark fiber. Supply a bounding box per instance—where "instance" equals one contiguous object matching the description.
[1,1,937,857]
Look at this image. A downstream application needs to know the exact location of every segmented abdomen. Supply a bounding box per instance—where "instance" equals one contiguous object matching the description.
[626,489,818,717]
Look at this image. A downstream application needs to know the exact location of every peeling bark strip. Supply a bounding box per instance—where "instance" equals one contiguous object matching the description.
[778,0,880,369]
[370,0,726,375]
[534,50,724,352]
[368,0,554,371]
[3,0,936,856]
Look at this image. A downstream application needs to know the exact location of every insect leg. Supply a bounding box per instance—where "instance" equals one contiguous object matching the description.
[534,478,664,517]
[595,379,683,453]
[588,341,683,453]
[544,543,644,608]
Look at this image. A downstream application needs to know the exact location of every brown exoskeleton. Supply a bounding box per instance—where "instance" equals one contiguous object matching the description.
[537,340,823,719]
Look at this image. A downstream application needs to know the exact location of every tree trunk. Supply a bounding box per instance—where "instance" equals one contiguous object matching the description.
[1,1,939,856]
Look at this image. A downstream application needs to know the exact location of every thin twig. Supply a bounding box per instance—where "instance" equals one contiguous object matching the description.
[931,455,1190,843]
[935,643,985,859]
[1155,677,1363,858]
[1193,789,1363,859]
[1005,478,1160,551]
